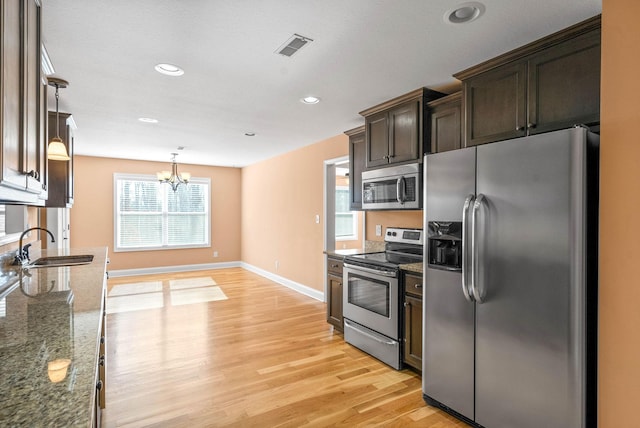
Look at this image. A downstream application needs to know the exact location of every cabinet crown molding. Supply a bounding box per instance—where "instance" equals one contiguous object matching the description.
[344,125,365,136]
[427,91,461,108]
[454,14,601,81]
[359,87,444,117]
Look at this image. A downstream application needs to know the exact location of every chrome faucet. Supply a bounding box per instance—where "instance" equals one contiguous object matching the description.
[14,227,56,265]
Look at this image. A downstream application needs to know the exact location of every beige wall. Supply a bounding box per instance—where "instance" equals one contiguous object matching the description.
[599,3,640,425]
[71,155,241,271]
[241,135,348,292]
[365,210,423,241]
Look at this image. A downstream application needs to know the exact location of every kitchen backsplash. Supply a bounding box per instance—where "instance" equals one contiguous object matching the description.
[364,240,385,252]
[365,210,423,241]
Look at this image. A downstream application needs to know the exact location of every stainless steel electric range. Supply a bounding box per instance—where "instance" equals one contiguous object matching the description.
[342,227,423,369]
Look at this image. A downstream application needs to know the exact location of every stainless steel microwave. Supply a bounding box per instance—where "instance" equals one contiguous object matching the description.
[361,162,422,210]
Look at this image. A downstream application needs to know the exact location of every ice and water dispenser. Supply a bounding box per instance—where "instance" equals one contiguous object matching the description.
[427,221,462,270]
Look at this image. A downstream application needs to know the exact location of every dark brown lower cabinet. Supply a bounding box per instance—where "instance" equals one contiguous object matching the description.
[403,272,423,372]
[327,256,344,332]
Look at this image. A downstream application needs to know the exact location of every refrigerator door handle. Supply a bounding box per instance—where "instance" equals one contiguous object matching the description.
[461,194,475,302]
[471,193,486,303]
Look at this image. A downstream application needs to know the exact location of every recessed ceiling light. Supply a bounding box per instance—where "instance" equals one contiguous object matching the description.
[138,117,158,123]
[154,63,184,76]
[444,2,485,24]
[301,96,320,104]
[245,132,256,137]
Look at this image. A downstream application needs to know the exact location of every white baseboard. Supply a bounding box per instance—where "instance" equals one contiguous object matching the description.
[109,261,241,278]
[240,262,324,302]
[108,261,325,303]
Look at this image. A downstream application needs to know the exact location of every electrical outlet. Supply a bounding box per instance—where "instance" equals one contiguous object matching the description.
[213,251,219,257]
[376,224,382,236]
[315,214,320,224]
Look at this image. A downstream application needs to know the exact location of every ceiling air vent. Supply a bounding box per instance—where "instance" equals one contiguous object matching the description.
[276,34,313,57]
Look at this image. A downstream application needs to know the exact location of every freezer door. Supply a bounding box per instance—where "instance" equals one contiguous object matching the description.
[423,148,476,420]
[423,268,475,419]
[425,147,476,221]
[474,128,589,428]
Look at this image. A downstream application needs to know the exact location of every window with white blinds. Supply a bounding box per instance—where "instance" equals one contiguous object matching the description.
[114,174,210,252]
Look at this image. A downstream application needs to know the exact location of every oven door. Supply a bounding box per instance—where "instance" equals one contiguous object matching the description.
[342,263,399,339]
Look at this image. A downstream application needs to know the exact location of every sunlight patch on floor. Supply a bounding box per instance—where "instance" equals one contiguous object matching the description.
[106,292,164,314]
[108,281,163,297]
[169,277,217,290]
[106,277,226,314]
[170,286,227,306]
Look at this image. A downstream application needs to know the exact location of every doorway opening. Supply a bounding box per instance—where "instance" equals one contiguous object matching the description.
[323,156,364,253]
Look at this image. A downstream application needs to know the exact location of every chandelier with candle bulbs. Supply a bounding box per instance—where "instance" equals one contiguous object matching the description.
[157,153,190,191]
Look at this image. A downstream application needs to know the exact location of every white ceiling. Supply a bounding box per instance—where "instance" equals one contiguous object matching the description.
[41,0,602,168]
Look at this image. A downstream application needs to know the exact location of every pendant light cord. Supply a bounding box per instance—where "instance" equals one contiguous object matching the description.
[55,83,61,139]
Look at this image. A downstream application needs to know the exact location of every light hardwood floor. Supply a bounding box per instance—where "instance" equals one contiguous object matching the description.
[103,268,467,427]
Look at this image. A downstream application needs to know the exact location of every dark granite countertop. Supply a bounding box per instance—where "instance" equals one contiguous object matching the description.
[324,248,366,258]
[0,247,108,427]
[325,247,423,274]
[400,263,423,274]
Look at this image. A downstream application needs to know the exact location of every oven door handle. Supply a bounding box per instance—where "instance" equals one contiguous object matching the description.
[343,263,397,278]
[344,319,397,346]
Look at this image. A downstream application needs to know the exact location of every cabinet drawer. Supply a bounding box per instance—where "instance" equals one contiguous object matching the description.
[327,257,343,276]
[404,273,423,298]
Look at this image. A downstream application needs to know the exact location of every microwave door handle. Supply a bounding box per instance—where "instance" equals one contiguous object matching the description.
[461,194,475,302]
[396,177,406,204]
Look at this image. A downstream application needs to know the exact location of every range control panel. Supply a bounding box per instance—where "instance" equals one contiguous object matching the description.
[385,227,423,245]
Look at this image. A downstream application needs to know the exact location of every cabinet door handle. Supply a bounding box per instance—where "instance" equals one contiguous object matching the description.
[96,380,103,391]
[404,302,409,307]
[527,122,537,129]
[414,284,422,289]
[515,126,525,131]
[331,264,339,268]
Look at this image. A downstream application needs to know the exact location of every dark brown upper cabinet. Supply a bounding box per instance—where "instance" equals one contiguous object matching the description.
[46,112,75,207]
[456,15,601,147]
[428,92,462,153]
[360,88,445,170]
[0,0,48,205]
[345,125,365,211]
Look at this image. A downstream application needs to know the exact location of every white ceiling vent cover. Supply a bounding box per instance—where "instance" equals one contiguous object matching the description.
[276,34,313,57]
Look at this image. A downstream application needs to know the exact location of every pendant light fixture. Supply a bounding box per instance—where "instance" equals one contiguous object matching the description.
[47,77,71,161]
[157,152,190,191]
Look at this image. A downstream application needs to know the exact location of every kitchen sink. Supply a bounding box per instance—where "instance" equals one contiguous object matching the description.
[29,254,94,268]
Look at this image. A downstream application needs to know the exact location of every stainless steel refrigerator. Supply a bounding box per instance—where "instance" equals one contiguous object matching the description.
[422,127,598,428]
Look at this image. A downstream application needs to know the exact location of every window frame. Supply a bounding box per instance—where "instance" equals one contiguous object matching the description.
[113,173,211,253]
[335,186,357,241]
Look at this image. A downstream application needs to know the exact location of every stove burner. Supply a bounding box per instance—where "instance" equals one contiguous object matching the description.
[344,228,424,272]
